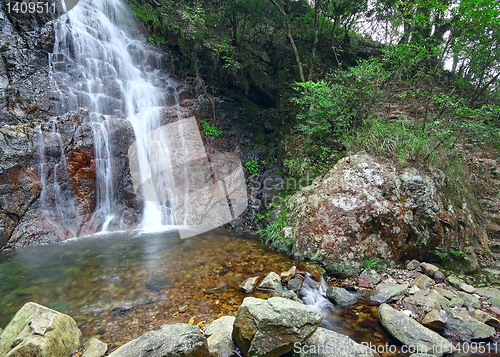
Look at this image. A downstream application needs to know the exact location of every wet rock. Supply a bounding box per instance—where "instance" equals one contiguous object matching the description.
[444,308,496,341]
[302,263,327,282]
[359,269,381,284]
[455,291,480,309]
[274,154,488,276]
[434,287,454,300]
[433,271,445,283]
[205,316,236,357]
[257,272,283,294]
[108,323,209,357]
[370,283,409,303]
[421,310,447,330]
[326,287,358,307]
[232,297,322,357]
[406,260,421,270]
[292,327,378,357]
[420,263,439,279]
[0,302,82,357]
[444,274,463,289]
[240,277,259,294]
[459,282,476,294]
[83,337,107,357]
[288,278,303,293]
[412,274,433,290]
[281,266,296,282]
[476,287,500,308]
[378,304,454,356]
[402,290,450,319]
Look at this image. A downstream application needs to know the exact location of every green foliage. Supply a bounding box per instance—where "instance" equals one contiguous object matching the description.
[258,209,291,247]
[450,250,464,258]
[436,252,448,260]
[244,160,260,175]
[363,257,384,270]
[201,121,223,137]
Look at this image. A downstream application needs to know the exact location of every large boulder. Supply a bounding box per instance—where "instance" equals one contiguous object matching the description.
[378,304,454,356]
[232,296,322,357]
[443,308,496,341]
[108,323,209,357]
[276,154,488,275]
[0,302,82,356]
[292,327,378,356]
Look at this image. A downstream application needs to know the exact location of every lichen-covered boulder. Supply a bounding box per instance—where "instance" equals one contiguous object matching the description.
[108,323,209,357]
[277,153,488,276]
[0,302,82,357]
[232,297,322,357]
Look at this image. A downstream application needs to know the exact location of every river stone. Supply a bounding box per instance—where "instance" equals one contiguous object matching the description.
[470,310,500,329]
[434,287,454,300]
[0,302,82,357]
[232,296,322,357]
[459,282,476,294]
[83,337,107,357]
[370,283,409,303]
[292,327,378,357]
[450,297,464,308]
[444,274,463,289]
[205,316,235,357]
[421,310,447,330]
[288,278,303,293]
[402,290,450,319]
[378,304,454,356]
[412,274,433,290]
[433,271,445,283]
[483,268,500,285]
[409,285,421,295]
[420,263,439,278]
[257,272,283,294]
[359,269,381,284]
[326,287,357,307]
[240,277,260,294]
[455,291,480,309]
[406,259,421,270]
[444,308,496,341]
[281,266,296,282]
[476,287,500,308]
[108,323,209,357]
[281,290,303,303]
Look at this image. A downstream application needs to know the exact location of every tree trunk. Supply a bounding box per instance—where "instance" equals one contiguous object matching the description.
[308,0,321,80]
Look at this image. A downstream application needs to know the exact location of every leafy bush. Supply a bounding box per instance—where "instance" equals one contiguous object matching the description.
[258,209,291,248]
[244,160,260,175]
[201,121,223,137]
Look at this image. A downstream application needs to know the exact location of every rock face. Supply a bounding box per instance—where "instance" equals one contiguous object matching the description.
[0,302,82,356]
[278,153,488,275]
[232,297,322,357]
[108,323,209,357]
[292,327,378,357]
[378,304,454,356]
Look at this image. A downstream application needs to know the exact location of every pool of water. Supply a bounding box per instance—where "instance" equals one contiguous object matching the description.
[0,228,498,356]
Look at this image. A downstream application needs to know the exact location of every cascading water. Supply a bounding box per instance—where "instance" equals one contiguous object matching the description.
[47,0,187,232]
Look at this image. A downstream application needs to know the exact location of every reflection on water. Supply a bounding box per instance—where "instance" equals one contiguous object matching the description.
[1,229,499,356]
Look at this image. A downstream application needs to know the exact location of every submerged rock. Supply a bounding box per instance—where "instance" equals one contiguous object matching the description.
[326,287,358,307]
[292,327,378,357]
[232,296,322,357]
[108,323,209,357]
[378,304,454,356]
[0,302,82,357]
[370,283,408,303]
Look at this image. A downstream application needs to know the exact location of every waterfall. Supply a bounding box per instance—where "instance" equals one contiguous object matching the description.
[48,0,183,232]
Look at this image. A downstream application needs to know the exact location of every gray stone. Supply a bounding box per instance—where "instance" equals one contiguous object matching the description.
[412,274,433,290]
[402,290,450,318]
[476,287,500,308]
[444,308,496,341]
[359,269,381,284]
[205,316,235,357]
[326,287,358,307]
[370,283,409,303]
[0,302,82,357]
[450,297,464,308]
[456,291,480,309]
[434,287,454,300]
[421,310,447,330]
[409,285,421,295]
[292,327,378,356]
[83,337,107,357]
[444,274,463,289]
[281,290,303,303]
[420,263,440,279]
[240,277,260,294]
[288,278,303,293]
[433,271,445,283]
[257,272,283,294]
[232,297,322,357]
[378,304,454,356]
[108,323,209,357]
[484,269,500,285]
[406,260,421,270]
[470,310,500,329]
[459,282,476,294]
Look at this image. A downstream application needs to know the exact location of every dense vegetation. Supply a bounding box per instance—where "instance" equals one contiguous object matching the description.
[127,0,500,243]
